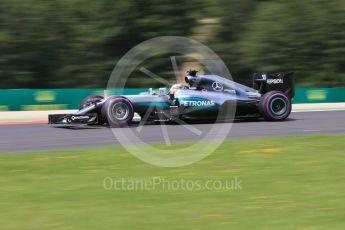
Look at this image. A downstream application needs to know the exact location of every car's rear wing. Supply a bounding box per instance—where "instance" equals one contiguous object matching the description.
[253,72,295,99]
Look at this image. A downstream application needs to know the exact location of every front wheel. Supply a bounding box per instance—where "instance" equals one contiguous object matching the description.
[259,91,292,121]
[101,97,134,127]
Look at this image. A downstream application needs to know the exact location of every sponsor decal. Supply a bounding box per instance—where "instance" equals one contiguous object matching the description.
[0,105,9,111]
[307,90,327,101]
[180,100,215,107]
[267,78,284,84]
[71,115,90,121]
[224,89,236,94]
[212,81,223,91]
[35,91,56,102]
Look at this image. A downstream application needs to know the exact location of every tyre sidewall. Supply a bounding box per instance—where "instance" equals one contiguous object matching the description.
[259,91,291,121]
[102,97,134,127]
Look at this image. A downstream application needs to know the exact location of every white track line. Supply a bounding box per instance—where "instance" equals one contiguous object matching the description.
[292,108,345,113]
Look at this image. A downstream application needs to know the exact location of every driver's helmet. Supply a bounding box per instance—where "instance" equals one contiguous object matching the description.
[170,84,183,93]
[168,84,183,100]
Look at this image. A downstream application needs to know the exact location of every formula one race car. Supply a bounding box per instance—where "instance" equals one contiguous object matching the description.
[49,70,295,127]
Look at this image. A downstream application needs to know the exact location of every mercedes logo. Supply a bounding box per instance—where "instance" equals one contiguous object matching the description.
[212,81,223,91]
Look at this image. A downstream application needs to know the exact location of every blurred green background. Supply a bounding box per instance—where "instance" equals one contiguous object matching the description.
[0,0,344,88]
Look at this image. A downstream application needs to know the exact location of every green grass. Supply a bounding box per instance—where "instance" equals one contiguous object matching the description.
[0,135,345,230]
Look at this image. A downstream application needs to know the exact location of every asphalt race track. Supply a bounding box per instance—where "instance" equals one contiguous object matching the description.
[0,111,344,153]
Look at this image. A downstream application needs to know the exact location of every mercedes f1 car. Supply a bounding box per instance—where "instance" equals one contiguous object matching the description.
[49,71,295,127]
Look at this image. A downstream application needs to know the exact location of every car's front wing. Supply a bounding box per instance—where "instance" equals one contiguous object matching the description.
[48,113,98,125]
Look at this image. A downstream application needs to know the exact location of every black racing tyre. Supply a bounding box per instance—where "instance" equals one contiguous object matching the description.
[101,97,134,127]
[79,95,105,125]
[259,91,292,121]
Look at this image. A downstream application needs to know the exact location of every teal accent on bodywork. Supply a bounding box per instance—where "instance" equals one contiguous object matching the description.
[135,102,170,108]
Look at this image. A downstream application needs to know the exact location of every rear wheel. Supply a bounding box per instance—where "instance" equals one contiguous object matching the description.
[101,97,134,127]
[79,95,105,125]
[259,91,291,121]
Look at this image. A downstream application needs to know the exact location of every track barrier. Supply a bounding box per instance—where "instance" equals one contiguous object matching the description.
[0,88,344,111]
